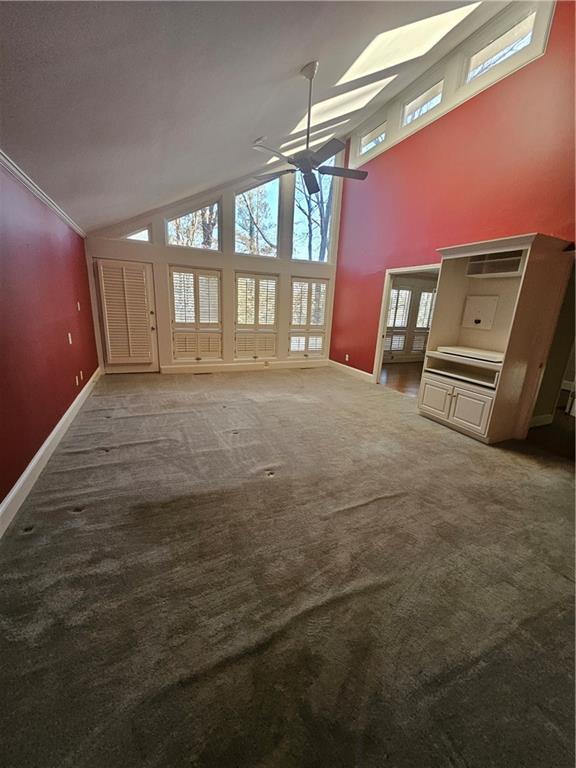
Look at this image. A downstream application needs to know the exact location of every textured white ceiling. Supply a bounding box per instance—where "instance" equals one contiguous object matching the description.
[0,1,502,231]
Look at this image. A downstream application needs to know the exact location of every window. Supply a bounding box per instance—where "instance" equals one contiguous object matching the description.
[126,228,150,242]
[289,279,328,356]
[167,203,220,250]
[170,267,221,360]
[383,333,406,352]
[416,291,435,329]
[403,81,443,126]
[235,178,279,257]
[467,12,536,83]
[292,158,336,262]
[387,288,411,328]
[235,274,278,359]
[236,275,278,327]
[412,333,427,352]
[360,121,387,154]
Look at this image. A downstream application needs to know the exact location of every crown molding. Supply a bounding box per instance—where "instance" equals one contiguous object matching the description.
[0,149,85,237]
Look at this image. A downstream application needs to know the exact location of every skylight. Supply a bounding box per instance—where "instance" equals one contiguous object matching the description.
[338,3,481,85]
[402,81,443,126]
[467,12,536,83]
[291,76,396,133]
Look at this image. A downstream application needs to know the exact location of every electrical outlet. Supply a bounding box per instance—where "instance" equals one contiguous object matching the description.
[68,332,73,345]
[345,353,350,362]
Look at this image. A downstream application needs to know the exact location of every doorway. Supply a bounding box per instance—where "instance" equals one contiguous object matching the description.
[372,265,440,395]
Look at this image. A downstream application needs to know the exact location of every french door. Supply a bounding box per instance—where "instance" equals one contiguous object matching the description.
[383,282,436,362]
[97,259,159,373]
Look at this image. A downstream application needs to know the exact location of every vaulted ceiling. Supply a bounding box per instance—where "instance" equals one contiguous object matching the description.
[0,1,504,231]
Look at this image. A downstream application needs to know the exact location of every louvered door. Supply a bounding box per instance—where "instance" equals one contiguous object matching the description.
[97,260,158,371]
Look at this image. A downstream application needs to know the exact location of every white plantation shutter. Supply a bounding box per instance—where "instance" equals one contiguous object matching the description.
[173,332,222,360]
[310,282,326,326]
[170,267,221,360]
[236,276,256,325]
[235,274,278,359]
[172,270,195,323]
[98,260,153,364]
[258,279,276,325]
[198,274,220,325]
[412,332,428,352]
[416,291,435,328]
[289,278,328,357]
[388,289,411,327]
[291,281,309,326]
[236,332,276,358]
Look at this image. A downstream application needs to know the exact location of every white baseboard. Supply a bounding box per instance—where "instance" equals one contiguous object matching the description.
[329,359,375,382]
[0,367,101,539]
[160,359,330,375]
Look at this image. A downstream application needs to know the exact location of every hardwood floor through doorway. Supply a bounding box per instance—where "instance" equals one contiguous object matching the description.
[380,362,423,397]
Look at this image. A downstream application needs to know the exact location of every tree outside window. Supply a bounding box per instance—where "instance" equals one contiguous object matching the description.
[235,179,279,257]
[292,158,335,262]
[167,204,219,250]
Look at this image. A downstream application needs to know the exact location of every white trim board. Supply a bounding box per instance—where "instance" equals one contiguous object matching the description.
[0,149,86,237]
[329,359,375,383]
[0,367,100,539]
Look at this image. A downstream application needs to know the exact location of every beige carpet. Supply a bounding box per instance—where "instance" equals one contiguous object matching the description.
[0,368,573,768]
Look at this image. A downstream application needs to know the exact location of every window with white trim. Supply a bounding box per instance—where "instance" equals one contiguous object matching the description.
[167,203,220,250]
[387,288,411,327]
[235,178,279,257]
[170,267,222,360]
[402,81,444,126]
[126,228,150,242]
[289,278,328,357]
[360,121,387,154]
[466,12,536,83]
[235,274,278,359]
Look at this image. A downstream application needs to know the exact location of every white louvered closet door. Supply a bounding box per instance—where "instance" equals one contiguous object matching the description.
[97,260,159,371]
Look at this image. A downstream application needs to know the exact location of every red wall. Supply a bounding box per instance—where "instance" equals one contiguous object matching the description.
[331,2,575,374]
[0,166,99,501]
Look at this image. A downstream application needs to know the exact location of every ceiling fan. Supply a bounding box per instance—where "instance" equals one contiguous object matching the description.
[252,60,368,195]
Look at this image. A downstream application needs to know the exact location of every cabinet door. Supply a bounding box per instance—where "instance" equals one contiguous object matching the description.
[449,387,493,435]
[419,377,453,420]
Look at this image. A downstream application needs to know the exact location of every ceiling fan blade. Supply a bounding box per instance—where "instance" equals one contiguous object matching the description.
[303,171,320,195]
[312,138,346,166]
[254,169,296,182]
[253,143,294,164]
[318,165,368,181]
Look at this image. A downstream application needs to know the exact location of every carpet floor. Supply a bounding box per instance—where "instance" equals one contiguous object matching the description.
[0,368,573,768]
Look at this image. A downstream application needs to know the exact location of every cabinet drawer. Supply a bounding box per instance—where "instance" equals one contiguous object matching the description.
[419,376,453,419]
[449,387,493,435]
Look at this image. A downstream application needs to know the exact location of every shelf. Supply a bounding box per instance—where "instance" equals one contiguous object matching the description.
[424,366,498,390]
[427,350,502,371]
[466,250,525,278]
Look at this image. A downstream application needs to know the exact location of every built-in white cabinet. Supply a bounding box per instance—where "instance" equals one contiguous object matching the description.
[418,234,572,443]
[419,376,453,420]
